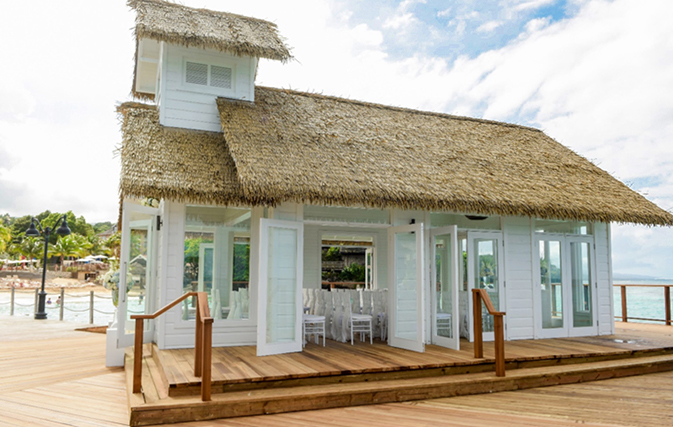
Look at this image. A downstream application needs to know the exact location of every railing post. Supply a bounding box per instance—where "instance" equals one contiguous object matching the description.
[494,314,505,377]
[472,289,483,359]
[133,318,144,393]
[89,291,94,324]
[194,296,203,377]
[621,285,628,322]
[665,286,671,326]
[10,287,14,316]
[59,288,64,321]
[201,319,212,401]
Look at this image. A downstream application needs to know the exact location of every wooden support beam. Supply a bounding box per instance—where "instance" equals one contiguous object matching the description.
[494,315,505,377]
[133,318,144,394]
[665,286,671,326]
[621,286,628,322]
[472,289,483,359]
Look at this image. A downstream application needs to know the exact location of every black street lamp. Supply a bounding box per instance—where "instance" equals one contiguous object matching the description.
[25,215,71,320]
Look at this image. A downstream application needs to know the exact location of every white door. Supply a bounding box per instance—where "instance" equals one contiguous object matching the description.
[388,223,425,353]
[257,219,304,356]
[117,202,158,348]
[467,231,505,342]
[535,234,597,338]
[566,236,598,337]
[430,226,460,350]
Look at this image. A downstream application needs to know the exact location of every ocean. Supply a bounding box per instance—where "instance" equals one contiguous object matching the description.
[2,282,672,326]
[613,279,673,324]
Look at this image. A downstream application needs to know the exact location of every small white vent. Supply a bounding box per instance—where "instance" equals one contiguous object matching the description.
[210,66,232,89]
[185,62,208,86]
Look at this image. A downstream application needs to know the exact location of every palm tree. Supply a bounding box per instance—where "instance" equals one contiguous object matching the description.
[0,224,11,255]
[17,237,44,270]
[49,234,90,271]
[102,232,121,259]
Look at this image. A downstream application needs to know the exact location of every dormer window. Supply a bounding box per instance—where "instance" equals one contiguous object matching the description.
[184,60,233,90]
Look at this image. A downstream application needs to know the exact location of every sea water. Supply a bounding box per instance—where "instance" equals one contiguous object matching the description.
[2,283,671,325]
[0,290,145,325]
[613,279,673,323]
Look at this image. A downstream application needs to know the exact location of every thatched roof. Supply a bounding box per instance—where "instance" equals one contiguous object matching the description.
[128,0,291,60]
[128,0,292,100]
[117,88,673,226]
[117,103,248,206]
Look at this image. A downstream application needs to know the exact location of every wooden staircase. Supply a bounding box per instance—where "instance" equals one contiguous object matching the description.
[126,345,673,426]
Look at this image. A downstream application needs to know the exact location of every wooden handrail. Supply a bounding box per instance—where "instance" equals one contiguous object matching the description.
[472,288,506,377]
[130,292,213,401]
[614,284,672,326]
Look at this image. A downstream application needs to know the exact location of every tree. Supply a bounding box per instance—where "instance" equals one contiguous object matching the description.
[102,232,121,258]
[17,237,44,267]
[0,224,11,255]
[49,234,90,270]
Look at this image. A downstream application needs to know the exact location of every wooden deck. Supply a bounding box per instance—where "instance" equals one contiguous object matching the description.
[126,323,673,425]
[3,316,673,427]
[156,325,673,395]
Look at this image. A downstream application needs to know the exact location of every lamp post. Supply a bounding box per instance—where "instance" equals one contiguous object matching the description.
[25,215,71,320]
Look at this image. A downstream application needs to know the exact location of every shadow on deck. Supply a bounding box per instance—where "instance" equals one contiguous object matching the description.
[126,323,673,426]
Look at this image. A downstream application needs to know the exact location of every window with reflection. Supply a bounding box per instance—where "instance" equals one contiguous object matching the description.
[182,206,251,321]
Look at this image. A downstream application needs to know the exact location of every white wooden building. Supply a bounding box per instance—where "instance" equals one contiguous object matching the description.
[107,0,673,365]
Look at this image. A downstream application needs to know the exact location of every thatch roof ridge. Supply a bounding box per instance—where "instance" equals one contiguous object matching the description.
[128,0,292,62]
[252,86,544,134]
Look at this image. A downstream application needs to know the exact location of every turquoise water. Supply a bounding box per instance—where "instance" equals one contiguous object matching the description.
[0,291,145,325]
[613,279,673,323]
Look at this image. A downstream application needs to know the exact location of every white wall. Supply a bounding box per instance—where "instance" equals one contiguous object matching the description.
[594,222,614,335]
[503,217,534,340]
[158,44,257,132]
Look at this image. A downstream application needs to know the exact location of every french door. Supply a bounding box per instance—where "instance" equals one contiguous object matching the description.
[256,219,304,356]
[117,202,158,348]
[388,223,425,352]
[467,231,505,342]
[536,234,597,337]
[430,226,460,350]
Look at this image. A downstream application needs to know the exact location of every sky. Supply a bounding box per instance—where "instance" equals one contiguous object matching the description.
[0,0,671,278]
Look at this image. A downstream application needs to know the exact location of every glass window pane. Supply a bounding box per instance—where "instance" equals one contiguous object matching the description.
[539,240,563,329]
[394,232,417,340]
[266,226,298,344]
[124,225,149,333]
[435,235,453,339]
[475,239,498,333]
[183,206,251,321]
[571,241,592,327]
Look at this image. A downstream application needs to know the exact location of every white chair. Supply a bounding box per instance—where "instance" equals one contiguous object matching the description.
[347,291,372,345]
[303,314,326,347]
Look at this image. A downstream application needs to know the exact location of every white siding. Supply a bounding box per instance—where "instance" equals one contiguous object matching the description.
[503,217,534,339]
[159,44,257,132]
[594,222,614,335]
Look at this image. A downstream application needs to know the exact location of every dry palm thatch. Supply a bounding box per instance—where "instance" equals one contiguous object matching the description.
[128,0,291,61]
[128,0,292,100]
[117,103,249,206]
[214,87,673,226]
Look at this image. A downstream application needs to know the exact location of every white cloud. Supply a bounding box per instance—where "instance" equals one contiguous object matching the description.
[383,13,417,30]
[512,0,556,12]
[437,8,452,18]
[476,20,503,33]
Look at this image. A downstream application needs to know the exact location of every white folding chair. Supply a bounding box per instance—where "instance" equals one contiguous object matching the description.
[303,314,326,347]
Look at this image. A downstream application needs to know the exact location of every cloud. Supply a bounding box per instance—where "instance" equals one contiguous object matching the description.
[476,20,503,33]
[511,0,557,12]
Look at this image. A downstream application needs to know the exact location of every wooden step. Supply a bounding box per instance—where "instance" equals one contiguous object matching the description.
[166,346,673,397]
[128,353,673,426]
